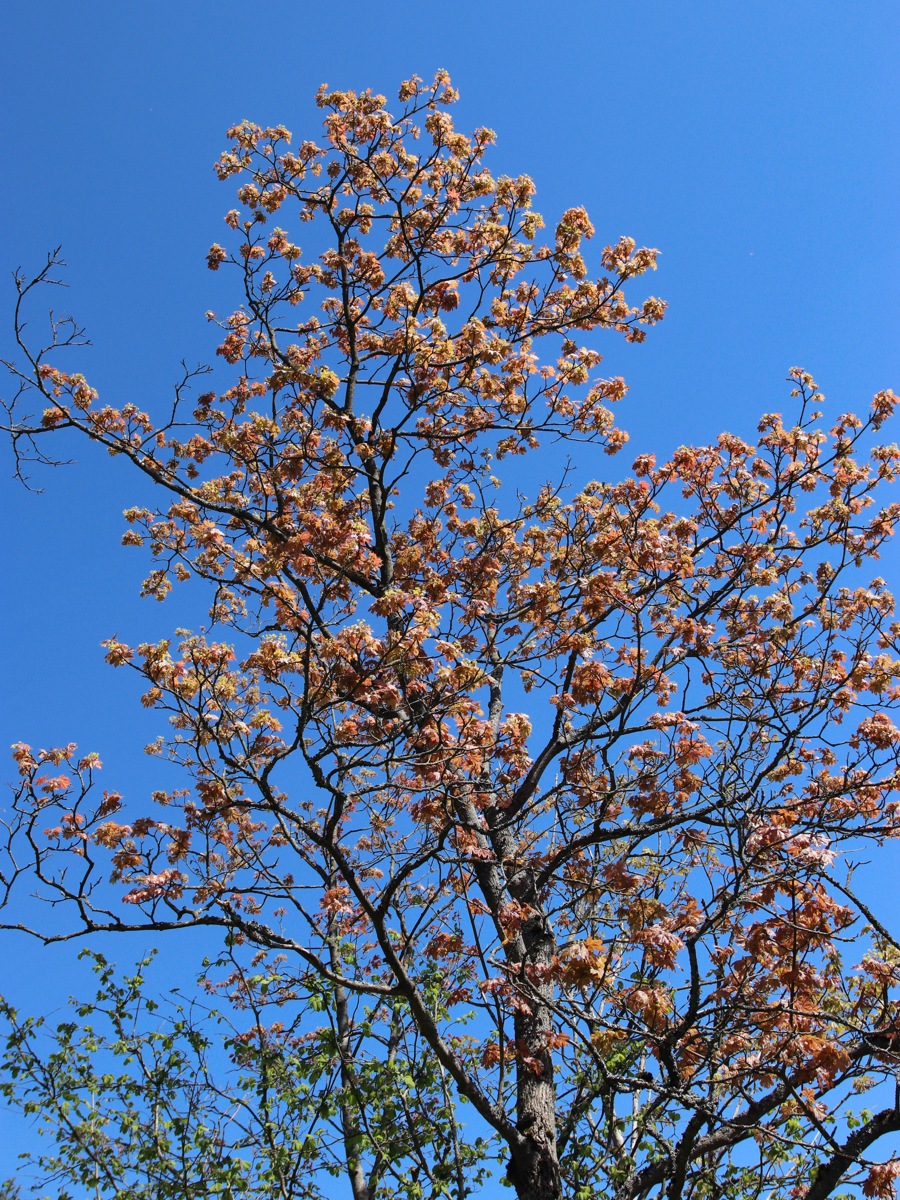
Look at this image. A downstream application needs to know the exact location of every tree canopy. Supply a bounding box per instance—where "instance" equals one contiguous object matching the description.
[3,72,900,1200]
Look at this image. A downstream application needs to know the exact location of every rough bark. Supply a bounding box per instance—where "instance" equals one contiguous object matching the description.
[507,904,562,1200]
[802,1105,900,1200]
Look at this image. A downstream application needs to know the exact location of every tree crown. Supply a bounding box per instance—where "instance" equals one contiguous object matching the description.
[3,72,900,1200]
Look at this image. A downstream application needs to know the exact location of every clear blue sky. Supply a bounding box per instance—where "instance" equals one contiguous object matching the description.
[1,0,898,1187]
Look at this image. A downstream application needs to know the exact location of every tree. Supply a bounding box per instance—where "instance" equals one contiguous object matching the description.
[2,71,900,1200]
[1,948,491,1199]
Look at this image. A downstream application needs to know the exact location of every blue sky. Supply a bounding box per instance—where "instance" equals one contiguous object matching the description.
[1,0,898,1187]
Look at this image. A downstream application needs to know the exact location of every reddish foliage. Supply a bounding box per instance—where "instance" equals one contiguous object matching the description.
[3,72,900,1200]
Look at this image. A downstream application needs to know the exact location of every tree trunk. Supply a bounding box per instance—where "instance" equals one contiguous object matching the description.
[508,908,562,1200]
[509,1133,563,1200]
